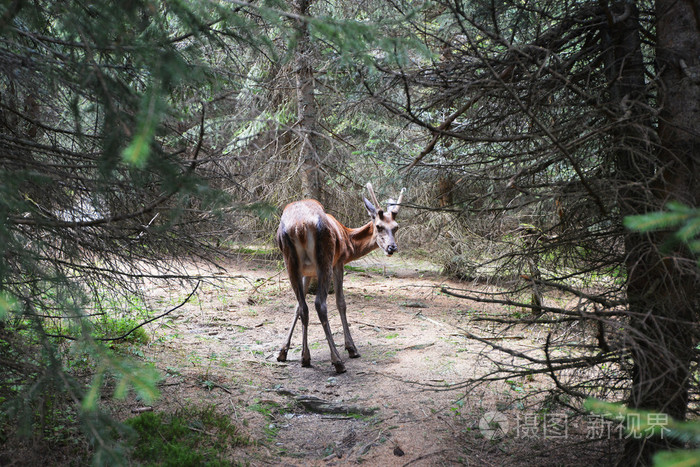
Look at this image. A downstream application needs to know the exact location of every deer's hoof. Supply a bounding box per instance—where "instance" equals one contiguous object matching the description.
[301,358,311,368]
[347,348,361,359]
[277,350,288,362]
[333,362,347,374]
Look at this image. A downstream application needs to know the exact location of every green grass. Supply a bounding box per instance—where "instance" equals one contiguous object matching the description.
[125,405,248,466]
[93,316,149,345]
[247,399,289,444]
[248,400,280,418]
[344,264,384,274]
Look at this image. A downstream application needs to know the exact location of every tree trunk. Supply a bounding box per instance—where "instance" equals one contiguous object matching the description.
[293,0,322,201]
[620,1,700,464]
[437,176,454,208]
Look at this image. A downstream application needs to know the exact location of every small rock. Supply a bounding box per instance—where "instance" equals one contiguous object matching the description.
[393,446,405,457]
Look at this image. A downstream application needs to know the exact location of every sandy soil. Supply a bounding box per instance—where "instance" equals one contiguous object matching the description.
[110,251,618,466]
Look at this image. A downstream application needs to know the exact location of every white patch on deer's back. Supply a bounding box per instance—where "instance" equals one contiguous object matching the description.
[302,234,316,274]
[298,215,319,276]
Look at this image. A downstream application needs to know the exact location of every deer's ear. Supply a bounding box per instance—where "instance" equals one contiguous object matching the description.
[363,197,377,219]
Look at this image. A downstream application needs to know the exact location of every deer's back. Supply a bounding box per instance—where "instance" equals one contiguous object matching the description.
[277,200,343,277]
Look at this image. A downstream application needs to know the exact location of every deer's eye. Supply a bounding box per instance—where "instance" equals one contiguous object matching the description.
[376,225,385,232]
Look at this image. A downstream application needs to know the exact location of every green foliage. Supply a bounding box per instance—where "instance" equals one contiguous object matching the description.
[0,292,17,320]
[624,202,700,262]
[93,316,150,345]
[308,11,431,70]
[125,406,248,466]
[82,347,160,412]
[0,0,248,463]
[122,91,165,168]
[653,449,700,467]
[586,399,700,466]
[238,202,279,221]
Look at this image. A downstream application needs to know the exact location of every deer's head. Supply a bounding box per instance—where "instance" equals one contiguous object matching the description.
[363,183,406,256]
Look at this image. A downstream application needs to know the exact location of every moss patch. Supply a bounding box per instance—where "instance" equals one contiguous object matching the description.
[125,405,248,466]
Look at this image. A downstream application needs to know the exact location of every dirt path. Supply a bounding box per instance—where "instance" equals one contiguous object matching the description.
[112,252,597,466]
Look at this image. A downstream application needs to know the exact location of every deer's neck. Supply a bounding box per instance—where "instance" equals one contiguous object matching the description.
[347,221,377,263]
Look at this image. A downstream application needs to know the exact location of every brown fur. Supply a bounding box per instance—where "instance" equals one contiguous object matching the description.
[276,186,404,373]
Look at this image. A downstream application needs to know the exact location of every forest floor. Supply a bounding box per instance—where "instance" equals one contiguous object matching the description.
[110,250,620,466]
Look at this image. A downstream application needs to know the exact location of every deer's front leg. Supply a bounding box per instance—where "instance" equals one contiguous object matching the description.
[334,266,359,358]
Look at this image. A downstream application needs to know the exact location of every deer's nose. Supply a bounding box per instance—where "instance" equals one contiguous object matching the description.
[387,244,397,254]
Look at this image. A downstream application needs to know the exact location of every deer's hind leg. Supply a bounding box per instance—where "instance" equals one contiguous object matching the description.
[276,228,311,366]
[293,274,312,367]
[315,264,345,373]
[277,276,309,362]
[314,227,345,373]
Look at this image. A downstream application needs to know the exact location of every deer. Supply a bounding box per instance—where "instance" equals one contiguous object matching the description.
[275,183,405,373]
